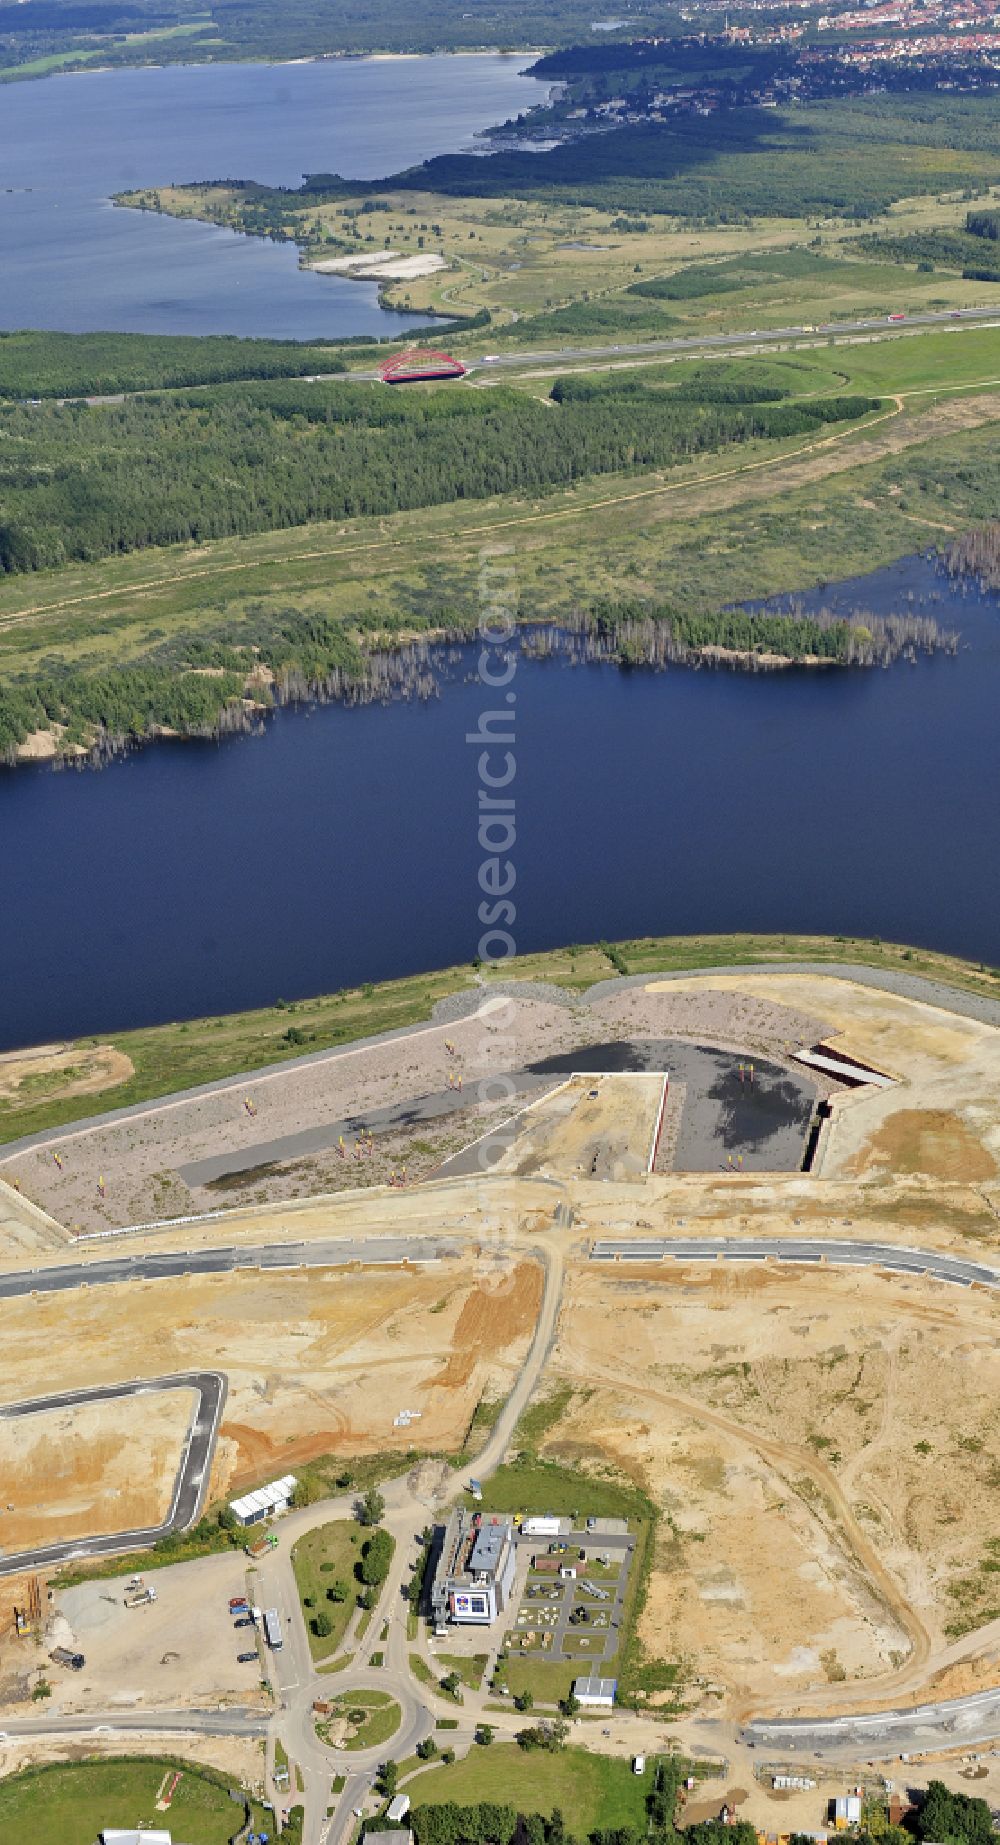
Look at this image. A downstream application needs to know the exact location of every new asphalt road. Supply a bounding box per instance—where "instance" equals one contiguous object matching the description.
[0,1371,227,1578]
[589,1237,1000,1288]
[0,1235,464,1301]
[0,1708,268,1740]
[745,1683,1000,1757]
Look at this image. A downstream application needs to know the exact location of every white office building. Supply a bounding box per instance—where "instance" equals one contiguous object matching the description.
[430,1510,517,1625]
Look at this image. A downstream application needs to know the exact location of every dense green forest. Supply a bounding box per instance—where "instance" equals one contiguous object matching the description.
[550,364,802,405]
[0,368,882,761]
[248,93,1000,224]
[0,376,879,576]
[0,605,370,758]
[853,209,1000,280]
[0,330,354,398]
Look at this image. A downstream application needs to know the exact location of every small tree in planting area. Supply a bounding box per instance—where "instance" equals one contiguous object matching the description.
[359,1527,393,1588]
[359,1487,385,1527]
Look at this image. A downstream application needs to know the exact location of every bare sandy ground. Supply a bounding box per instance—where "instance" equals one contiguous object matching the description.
[43,1551,274,1713]
[0,1729,265,1793]
[0,996,586,1232]
[498,1073,665,1180]
[0,1390,195,1553]
[0,1256,543,1501]
[0,1177,67,1257]
[309,250,447,279]
[0,1043,134,1111]
[542,1259,1000,1708]
[589,984,828,1060]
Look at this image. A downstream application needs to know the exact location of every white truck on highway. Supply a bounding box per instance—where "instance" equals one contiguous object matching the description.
[264,1607,283,1650]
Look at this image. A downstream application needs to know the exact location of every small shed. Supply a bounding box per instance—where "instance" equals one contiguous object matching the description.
[834,1796,862,1829]
[573,1674,617,1709]
[101,1833,173,1845]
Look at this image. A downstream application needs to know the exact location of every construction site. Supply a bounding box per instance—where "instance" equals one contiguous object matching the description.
[1,961,1000,1791]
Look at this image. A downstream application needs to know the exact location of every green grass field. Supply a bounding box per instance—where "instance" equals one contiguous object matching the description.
[409,1742,654,1831]
[291,1519,363,1660]
[0,1757,269,1845]
[437,1651,490,1690]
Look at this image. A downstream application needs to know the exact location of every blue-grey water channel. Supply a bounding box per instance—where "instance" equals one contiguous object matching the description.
[1,554,998,1049]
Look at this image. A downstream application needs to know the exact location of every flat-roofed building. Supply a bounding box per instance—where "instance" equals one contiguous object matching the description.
[430,1509,517,1625]
[229,1473,297,1526]
[573,1674,617,1709]
[101,1832,172,1845]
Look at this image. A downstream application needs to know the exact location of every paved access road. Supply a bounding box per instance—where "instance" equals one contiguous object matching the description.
[589,1237,1000,1289]
[0,1235,463,1302]
[0,1371,227,1579]
[0,1707,268,1740]
[746,1683,1000,1757]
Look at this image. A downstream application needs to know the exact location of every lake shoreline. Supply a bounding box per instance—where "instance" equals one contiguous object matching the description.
[0,44,548,90]
[5,598,960,775]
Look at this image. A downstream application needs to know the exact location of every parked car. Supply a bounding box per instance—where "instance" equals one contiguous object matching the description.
[234,1615,255,1629]
[237,1650,258,1663]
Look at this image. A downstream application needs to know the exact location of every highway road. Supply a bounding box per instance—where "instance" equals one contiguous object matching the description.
[0,1371,227,1578]
[40,305,1000,408]
[589,1236,1000,1288]
[464,305,1000,375]
[0,1234,464,1302]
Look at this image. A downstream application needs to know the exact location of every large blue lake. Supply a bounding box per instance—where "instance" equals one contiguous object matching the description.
[1,554,998,1050]
[0,54,543,336]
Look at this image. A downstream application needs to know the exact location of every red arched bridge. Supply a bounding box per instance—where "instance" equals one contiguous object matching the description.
[378,348,467,384]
